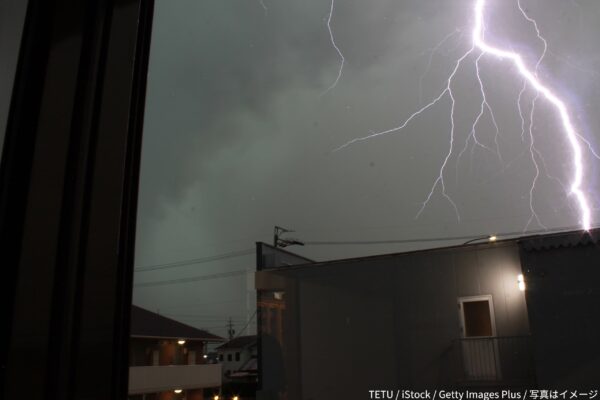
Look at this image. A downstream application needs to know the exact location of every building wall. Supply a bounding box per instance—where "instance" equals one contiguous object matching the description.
[219,346,256,380]
[260,242,530,398]
[128,389,203,400]
[130,338,206,366]
[520,241,600,388]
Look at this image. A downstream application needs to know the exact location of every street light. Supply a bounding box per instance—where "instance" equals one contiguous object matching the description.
[463,235,498,245]
[518,274,526,291]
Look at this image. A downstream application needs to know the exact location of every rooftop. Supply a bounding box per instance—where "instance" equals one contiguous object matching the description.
[258,227,600,271]
[130,305,224,342]
[215,335,257,351]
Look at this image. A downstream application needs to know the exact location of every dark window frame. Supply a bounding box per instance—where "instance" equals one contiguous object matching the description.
[1,0,154,398]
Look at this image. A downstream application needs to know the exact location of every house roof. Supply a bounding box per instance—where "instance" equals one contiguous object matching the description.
[519,228,600,251]
[130,305,224,342]
[215,335,257,351]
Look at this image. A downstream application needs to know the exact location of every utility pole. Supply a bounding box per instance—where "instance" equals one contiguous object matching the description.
[227,317,235,340]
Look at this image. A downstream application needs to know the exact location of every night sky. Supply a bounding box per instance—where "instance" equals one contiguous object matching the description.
[133,0,600,338]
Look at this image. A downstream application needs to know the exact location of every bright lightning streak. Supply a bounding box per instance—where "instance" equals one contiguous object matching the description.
[334,0,595,231]
[517,0,547,229]
[322,0,345,95]
[416,46,475,221]
[258,0,268,15]
[472,0,591,230]
[456,53,498,173]
[419,29,462,105]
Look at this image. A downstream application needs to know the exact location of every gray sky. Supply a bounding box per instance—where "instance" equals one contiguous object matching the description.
[133,0,600,338]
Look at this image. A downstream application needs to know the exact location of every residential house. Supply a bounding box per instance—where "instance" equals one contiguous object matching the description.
[128,305,225,400]
[216,335,257,382]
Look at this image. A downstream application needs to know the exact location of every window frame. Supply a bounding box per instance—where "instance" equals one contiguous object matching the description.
[0,0,154,397]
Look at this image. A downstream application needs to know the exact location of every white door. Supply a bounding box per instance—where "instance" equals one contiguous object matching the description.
[458,295,501,380]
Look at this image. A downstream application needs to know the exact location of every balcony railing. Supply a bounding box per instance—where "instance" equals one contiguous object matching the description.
[128,364,222,395]
[453,336,535,386]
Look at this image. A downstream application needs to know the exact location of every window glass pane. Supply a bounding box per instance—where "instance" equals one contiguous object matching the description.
[0,0,29,159]
[463,300,492,337]
[131,0,600,397]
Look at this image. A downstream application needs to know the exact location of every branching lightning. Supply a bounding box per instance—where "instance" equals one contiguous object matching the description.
[418,28,462,105]
[322,0,345,95]
[332,0,597,231]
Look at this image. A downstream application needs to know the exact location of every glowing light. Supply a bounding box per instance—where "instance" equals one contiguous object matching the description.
[488,235,497,242]
[177,340,186,345]
[334,0,594,231]
[517,273,526,291]
[174,389,183,394]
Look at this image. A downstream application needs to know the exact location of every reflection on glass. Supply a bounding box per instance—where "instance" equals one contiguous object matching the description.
[131,0,600,398]
[0,0,29,159]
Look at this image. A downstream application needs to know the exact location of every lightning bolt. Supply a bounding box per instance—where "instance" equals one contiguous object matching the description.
[418,28,462,105]
[517,0,547,230]
[473,0,591,230]
[333,0,596,231]
[322,0,345,95]
[258,0,267,15]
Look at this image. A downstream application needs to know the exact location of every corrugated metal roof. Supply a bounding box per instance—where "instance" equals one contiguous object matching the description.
[519,228,600,251]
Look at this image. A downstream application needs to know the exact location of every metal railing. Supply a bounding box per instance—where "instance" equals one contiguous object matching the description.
[453,336,535,385]
[128,364,222,395]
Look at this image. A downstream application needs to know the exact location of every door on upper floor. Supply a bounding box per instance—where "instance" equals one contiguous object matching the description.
[458,295,502,381]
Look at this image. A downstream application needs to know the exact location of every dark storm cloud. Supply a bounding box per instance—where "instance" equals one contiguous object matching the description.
[139,0,425,221]
[134,0,600,337]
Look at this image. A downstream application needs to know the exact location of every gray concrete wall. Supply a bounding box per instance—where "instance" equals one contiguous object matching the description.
[260,242,530,397]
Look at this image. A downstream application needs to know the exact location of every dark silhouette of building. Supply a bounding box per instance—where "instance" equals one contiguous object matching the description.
[519,230,600,389]
[256,229,600,399]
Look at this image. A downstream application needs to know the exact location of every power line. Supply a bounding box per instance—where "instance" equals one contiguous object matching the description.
[165,316,247,321]
[133,224,597,287]
[135,248,254,272]
[303,224,595,246]
[134,269,249,288]
[158,299,247,308]
[233,310,257,338]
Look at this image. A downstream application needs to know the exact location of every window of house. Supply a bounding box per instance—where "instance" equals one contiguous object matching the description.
[227,354,232,362]
[235,352,240,362]
[461,298,494,337]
